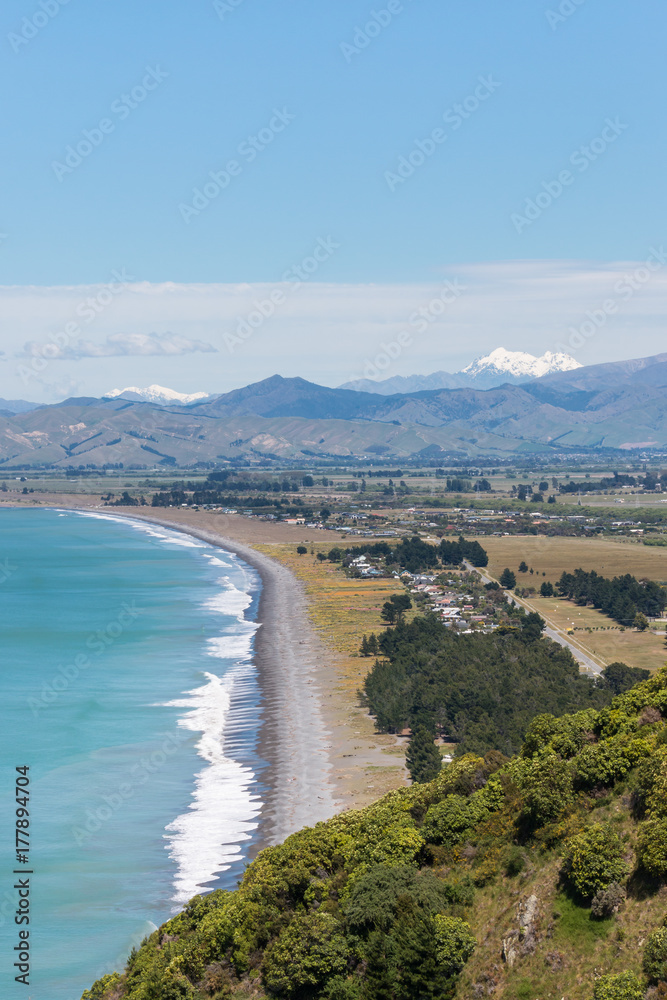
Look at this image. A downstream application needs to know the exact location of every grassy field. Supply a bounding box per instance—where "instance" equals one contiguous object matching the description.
[481,535,667,585]
[521,596,667,673]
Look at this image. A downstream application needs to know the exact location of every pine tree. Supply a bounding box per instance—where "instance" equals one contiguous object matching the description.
[406,727,442,784]
[360,635,370,656]
[368,634,379,656]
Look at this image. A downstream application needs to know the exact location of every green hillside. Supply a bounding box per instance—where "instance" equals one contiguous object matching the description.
[82,669,667,1000]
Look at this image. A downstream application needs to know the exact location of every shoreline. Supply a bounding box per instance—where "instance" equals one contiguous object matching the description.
[2,498,408,855]
[73,508,342,851]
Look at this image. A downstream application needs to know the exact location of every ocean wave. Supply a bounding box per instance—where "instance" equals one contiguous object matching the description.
[205,555,233,568]
[161,669,262,905]
[204,577,254,619]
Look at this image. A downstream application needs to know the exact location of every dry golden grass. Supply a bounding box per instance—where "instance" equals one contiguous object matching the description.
[481,535,667,585]
[521,596,667,673]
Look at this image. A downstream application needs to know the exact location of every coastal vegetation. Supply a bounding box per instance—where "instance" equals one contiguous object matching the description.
[362,613,616,756]
[81,667,667,1000]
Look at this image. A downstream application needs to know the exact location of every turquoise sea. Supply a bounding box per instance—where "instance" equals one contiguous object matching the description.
[0,509,265,999]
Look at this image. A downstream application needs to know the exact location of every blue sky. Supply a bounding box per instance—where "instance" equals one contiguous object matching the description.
[1,0,665,399]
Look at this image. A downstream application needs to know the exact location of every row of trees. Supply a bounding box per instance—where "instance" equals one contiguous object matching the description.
[556,568,666,624]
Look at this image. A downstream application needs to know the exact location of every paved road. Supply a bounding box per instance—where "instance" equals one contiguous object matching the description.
[463,561,604,677]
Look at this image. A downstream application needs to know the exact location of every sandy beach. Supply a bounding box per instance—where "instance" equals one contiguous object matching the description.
[2,495,407,848]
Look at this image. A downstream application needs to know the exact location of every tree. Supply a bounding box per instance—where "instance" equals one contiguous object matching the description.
[296,545,307,555]
[540,581,554,597]
[539,481,549,492]
[360,635,371,656]
[561,824,630,900]
[518,561,529,573]
[381,602,398,625]
[320,508,331,521]
[389,593,412,621]
[634,612,650,631]
[406,727,442,783]
[602,662,650,695]
[520,611,546,643]
[500,568,516,590]
[368,634,379,656]
[302,475,314,487]
[317,552,327,562]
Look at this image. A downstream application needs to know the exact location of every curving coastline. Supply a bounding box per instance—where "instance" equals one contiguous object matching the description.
[81,509,340,850]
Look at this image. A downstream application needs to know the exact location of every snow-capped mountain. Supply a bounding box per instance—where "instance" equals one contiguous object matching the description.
[103,384,211,406]
[460,348,581,386]
[340,348,581,394]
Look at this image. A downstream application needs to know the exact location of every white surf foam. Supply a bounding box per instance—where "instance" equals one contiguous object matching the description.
[162,669,262,905]
[68,509,264,905]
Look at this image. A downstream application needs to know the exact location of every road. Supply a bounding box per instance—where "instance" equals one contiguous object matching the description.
[463,561,605,677]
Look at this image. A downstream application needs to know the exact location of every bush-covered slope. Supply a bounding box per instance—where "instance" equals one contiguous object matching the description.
[82,669,667,1000]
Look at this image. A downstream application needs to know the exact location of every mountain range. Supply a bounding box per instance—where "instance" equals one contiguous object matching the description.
[339,348,581,393]
[0,351,665,468]
[104,384,211,406]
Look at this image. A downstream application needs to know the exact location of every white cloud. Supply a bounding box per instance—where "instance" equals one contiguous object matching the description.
[1,258,666,400]
[21,331,216,360]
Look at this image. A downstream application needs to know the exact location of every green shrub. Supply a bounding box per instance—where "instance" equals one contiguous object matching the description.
[433,915,476,976]
[590,883,626,918]
[643,925,667,984]
[262,911,348,996]
[574,734,652,789]
[81,973,122,1000]
[637,817,667,879]
[591,970,644,999]
[344,865,453,935]
[561,824,630,900]
[421,792,489,847]
[503,845,526,877]
[514,755,575,829]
